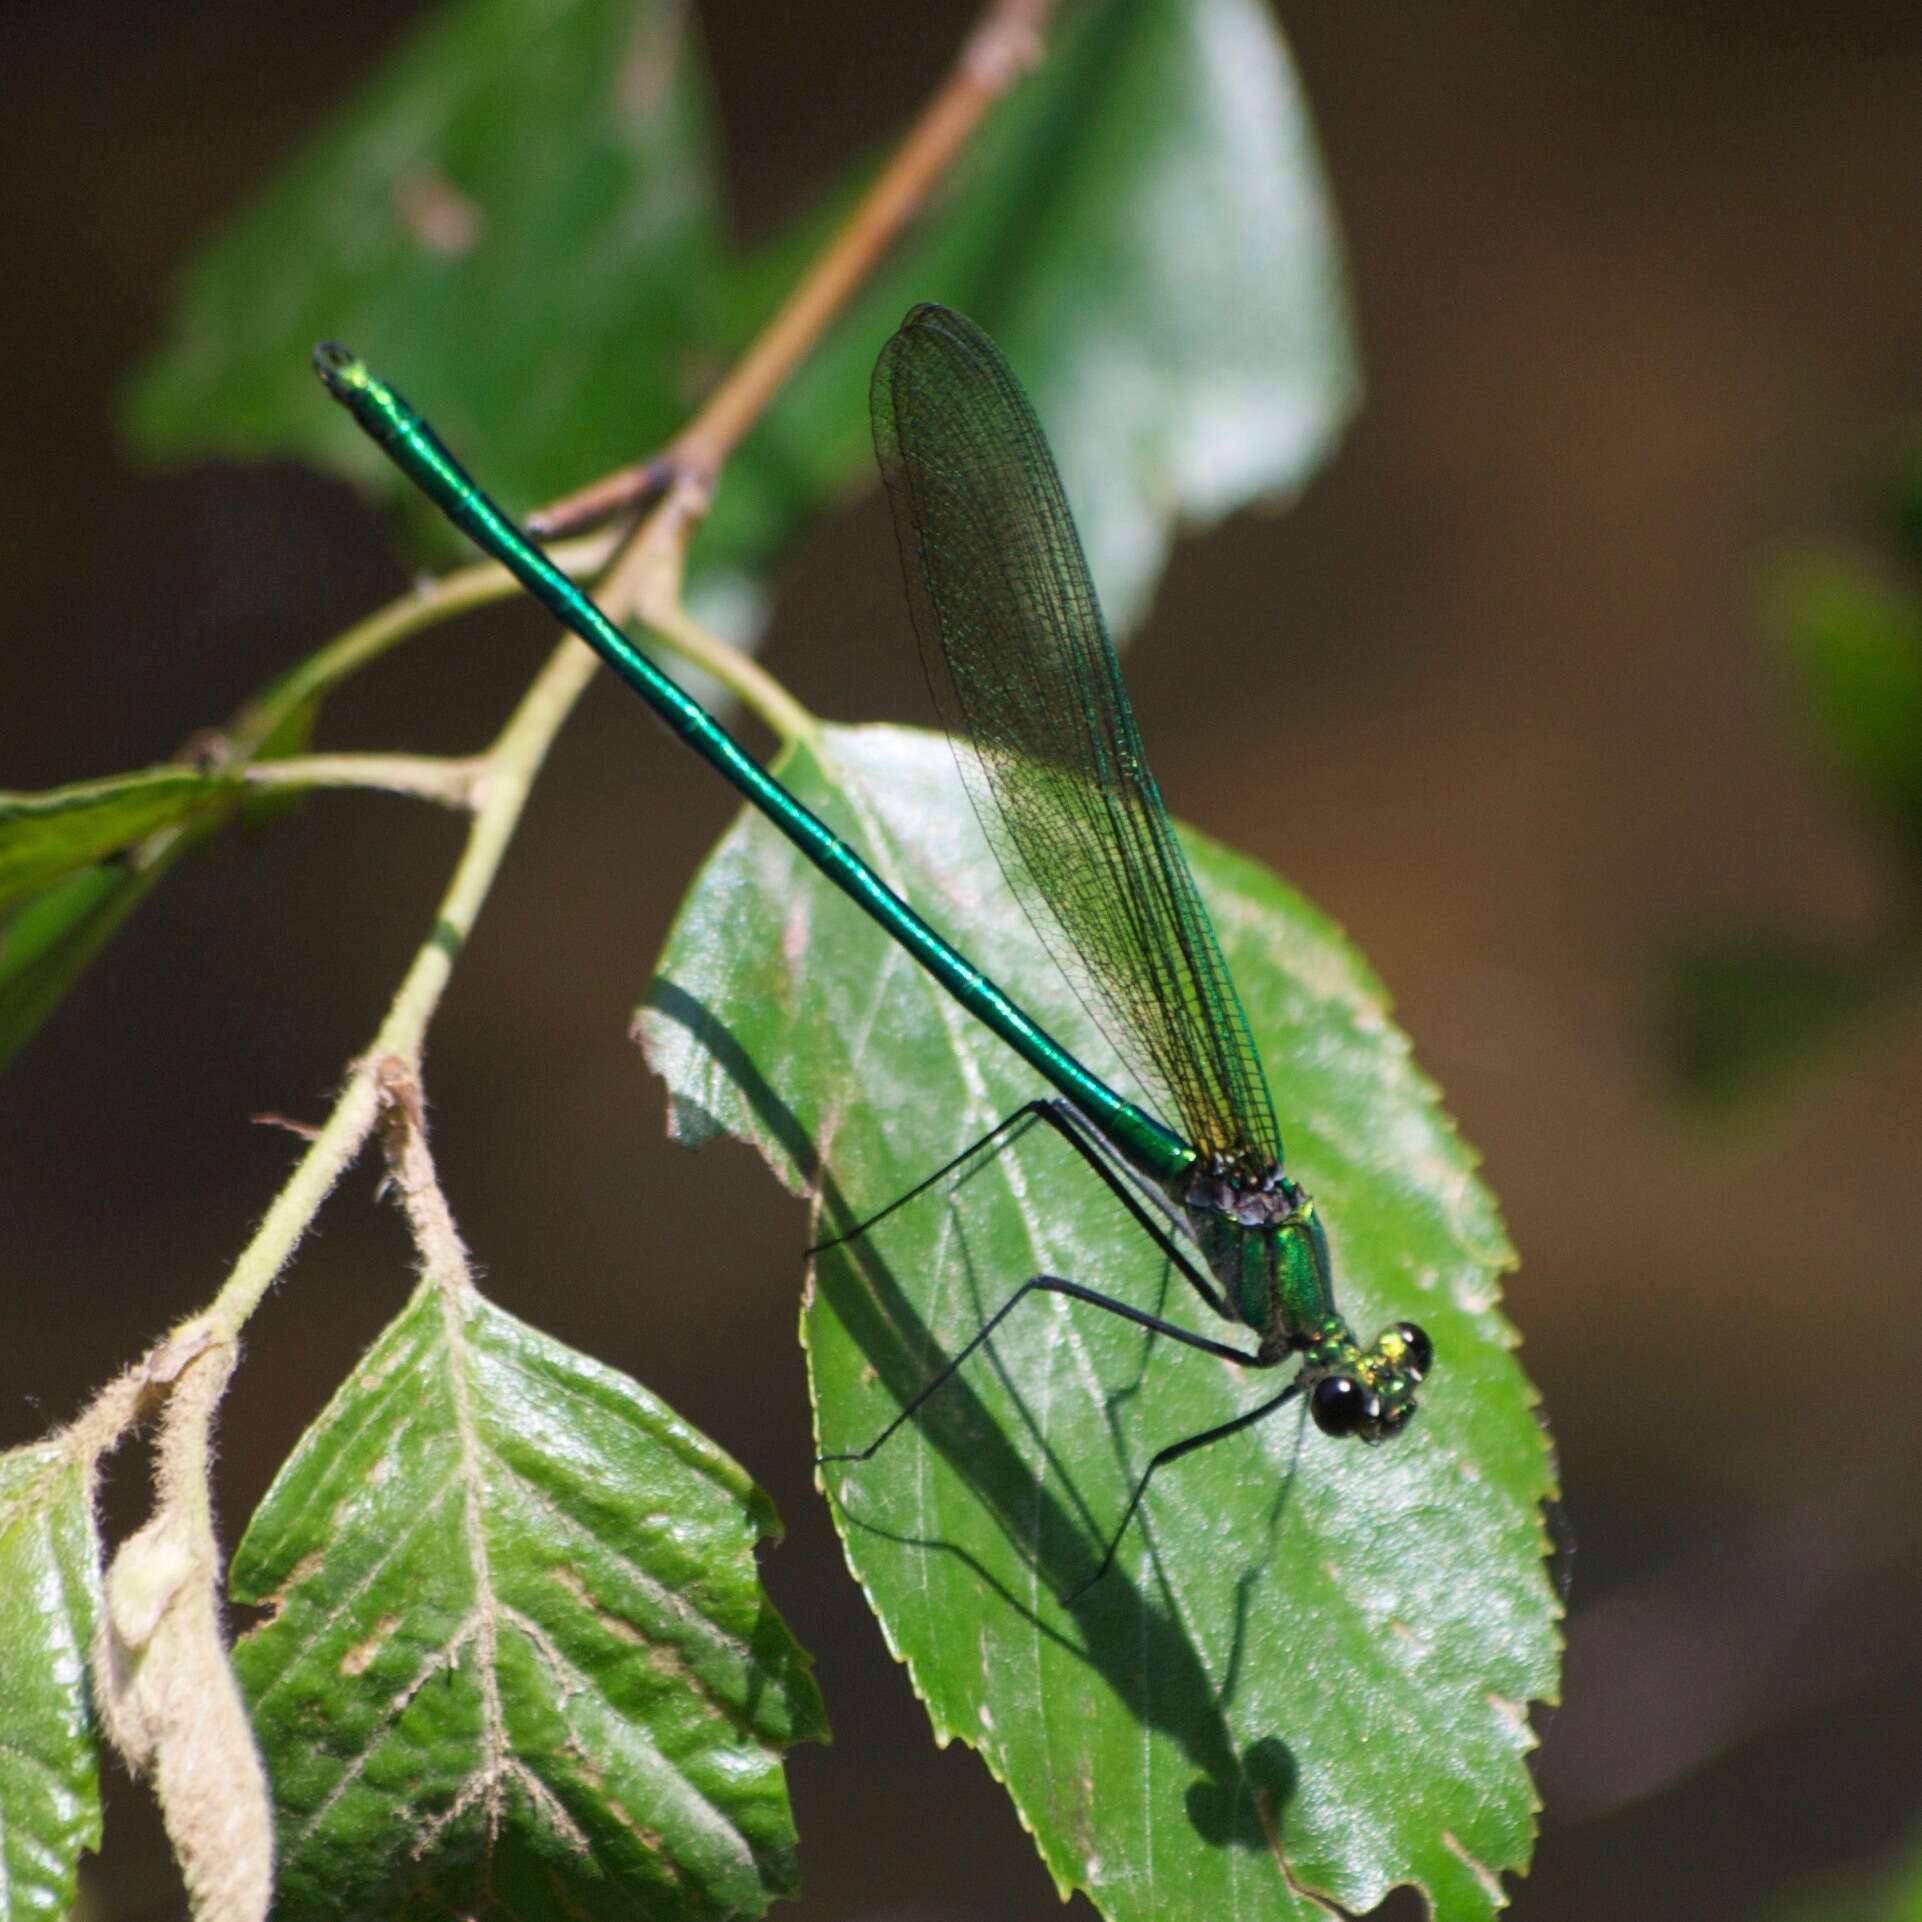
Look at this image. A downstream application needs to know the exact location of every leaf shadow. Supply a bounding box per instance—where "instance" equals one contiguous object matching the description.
[647,978,1302,1855]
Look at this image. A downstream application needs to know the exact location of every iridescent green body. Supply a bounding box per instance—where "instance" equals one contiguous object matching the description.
[313,345,1185,1187]
[314,314,1430,1445]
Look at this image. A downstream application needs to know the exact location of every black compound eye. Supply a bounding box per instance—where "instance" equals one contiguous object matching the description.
[1394,1321,1434,1383]
[1311,1374,1369,1438]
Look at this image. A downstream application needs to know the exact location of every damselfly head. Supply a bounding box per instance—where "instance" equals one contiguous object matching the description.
[1306,1319,1432,1444]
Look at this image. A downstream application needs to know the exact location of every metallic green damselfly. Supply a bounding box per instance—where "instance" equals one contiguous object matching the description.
[316,306,1430,1590]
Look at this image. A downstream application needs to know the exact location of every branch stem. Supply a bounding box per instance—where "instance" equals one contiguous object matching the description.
[600,477,818,746]
[204,635,599,1340]
[229,532,616,754]
[242,752,489,807]
[527,0,1058,538]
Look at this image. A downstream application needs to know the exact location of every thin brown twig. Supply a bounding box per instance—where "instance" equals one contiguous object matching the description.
[526,0,1059,539]
[598,473,818,744]
[369,1054,478,1297]
[62,627,621,1463]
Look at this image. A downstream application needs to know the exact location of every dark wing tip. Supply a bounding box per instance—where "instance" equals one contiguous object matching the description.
[879,305,1014,399]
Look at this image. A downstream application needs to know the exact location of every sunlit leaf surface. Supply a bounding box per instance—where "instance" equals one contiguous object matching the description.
[714,0,1360,632]
[642,724,1559,1922]
[230,1281,826,1922]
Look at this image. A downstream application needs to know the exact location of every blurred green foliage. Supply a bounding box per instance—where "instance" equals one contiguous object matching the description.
[126,0,1358,638]
[1664,429,1922,1104]
[1771,1828,1922,1922]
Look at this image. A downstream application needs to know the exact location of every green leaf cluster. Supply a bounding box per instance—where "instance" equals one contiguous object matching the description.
[127,0,1356,634]
[9,0,1360,1076]
[0,2,1566,1918]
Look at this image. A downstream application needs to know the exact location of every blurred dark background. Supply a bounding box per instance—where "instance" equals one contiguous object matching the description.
[5,4,1922,1918]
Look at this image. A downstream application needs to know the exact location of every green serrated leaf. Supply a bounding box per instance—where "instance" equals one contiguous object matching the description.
[0,768,240,912]
[641,724,1559,1922]
[129,0,727,522]
[0,1443,104,1922]
[230,1278,825,1922]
